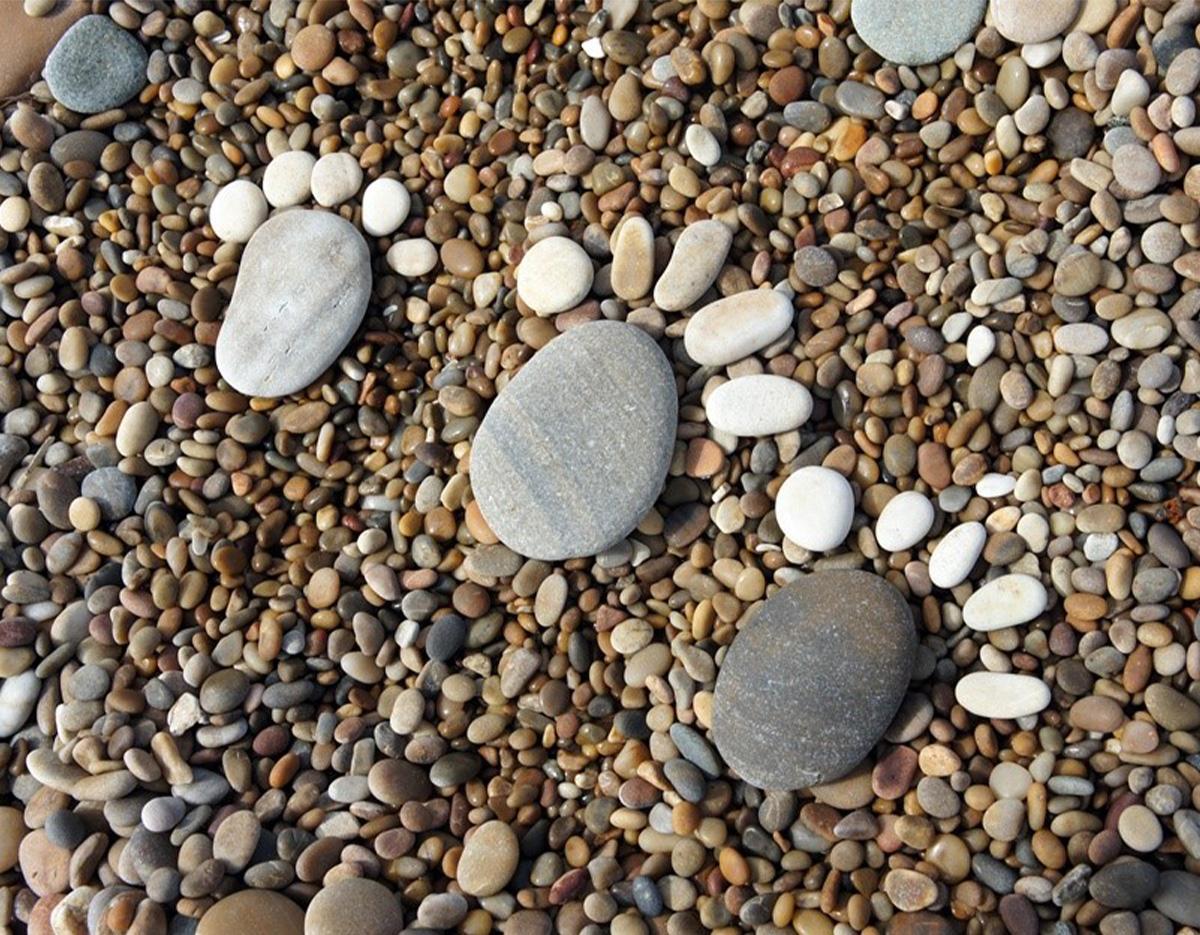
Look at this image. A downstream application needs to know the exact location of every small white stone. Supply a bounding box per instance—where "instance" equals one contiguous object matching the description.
[684,289,794,366]
[976,473,1015,498]
[1111,69,1150,116]
[966,325,995,366]
[516,236,593,316]
[775,466,854,552]
[955,671,1050,719]
[262,150,316,208]
[387,238,438,277]
[685,124,721,167]
[874,490,934,552]
[361,178,411,237]
[310,151,363,207]
[928,521,986,588]
[0,670,41,737]
[705,375,812,437]
[209,179,268,243]
[962,574,1047,631]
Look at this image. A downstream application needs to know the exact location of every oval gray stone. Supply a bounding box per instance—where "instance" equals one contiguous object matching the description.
[470,321,677,561]
[215,210,370,398]
[851,0,986,66]
[712,570,917,789]
[45,16,148,115]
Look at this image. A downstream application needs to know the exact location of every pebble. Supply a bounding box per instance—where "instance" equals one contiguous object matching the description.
[874,491,935,552]
[653,220,733,311]
[712,571,916,788]
[457,820,519,897]
[793,245,838,287]
[991,0,1081,43]
[1117,805,1163,853]
[705,375,811,436]
[209,179,268,244]
[470,321,676,560]
[516,236,593,315]
[262,151,316,208]
[386,238,438,277]
[962,574,1048,630]
[955,672,1051,719]
[0,670,40,737]
[215,210,371,398]
[850,0,986,65]
[198,892,304,935]
[44,15,148,114]
[79,467,135,521]
[360,177,410,237]
[0,807,24,873]
[683,289,794,366]
[928,522,986,588]
[609,215,655,300]
[775,466,855,552]
[1152,871,1200,927]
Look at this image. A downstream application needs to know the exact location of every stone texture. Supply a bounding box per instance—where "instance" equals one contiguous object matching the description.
[305,878,403,935]
[470,321,676,561]
[197,890,304,935]
[44,15,147,114]
[851,0,986,65]
[712,571,916,788]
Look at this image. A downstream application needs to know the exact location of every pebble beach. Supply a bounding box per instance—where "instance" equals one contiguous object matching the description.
[0,0,1199,933]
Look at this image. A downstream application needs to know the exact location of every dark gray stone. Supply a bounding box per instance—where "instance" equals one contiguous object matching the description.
[1089,858,1160,909]
[850,0,986,65]
[44,16,148,115]
[1152,870,1200,926]
[81,467,136,520]
[712,571,916,789]
[470,321,677,560]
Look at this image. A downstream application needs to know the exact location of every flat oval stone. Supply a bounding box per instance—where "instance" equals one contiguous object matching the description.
[875,491,935,552]
[928,522,986,588]
[198,890,304,935]
[654,220,733,311]
[471,321,676,560]
[684,289,794,366]
[963,574,1047,631]
[712,570,916,788]
[705,375,812,436]
[215,210,370,398]
[775,466,855,552]
[44,15,148,114]
[516,236,593,316]
[851,0,986,65]
[955,672,1050,719]
[610,216,655,301]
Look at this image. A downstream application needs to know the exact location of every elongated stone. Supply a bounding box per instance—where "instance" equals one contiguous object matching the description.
[653,220,732,311]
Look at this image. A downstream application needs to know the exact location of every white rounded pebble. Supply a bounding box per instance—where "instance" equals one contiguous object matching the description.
[685,124,721,166]
[775,466,854,552]
[874,490,935,552]
[516,236,593,316]
[963,574,1048,631]
[966,325,995,366]
[209,179,268,243]
[705,375,812,437]
[262,150,316,208]
[310,151,363,207]
[387,238,438,277]
[683,289,794,366]
[928,521,986,589]
[0,670,41,737]
[361,177,411,237]
[955,672,1051,719]
[976,473,1015,498]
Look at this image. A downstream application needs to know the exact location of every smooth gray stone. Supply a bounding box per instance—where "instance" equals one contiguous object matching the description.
[712,570,917,789]
[215,210,370,398]
[470,320,677,560]
[851,0,986,66]
[1152,871,1200,926]
[44,15,148,114]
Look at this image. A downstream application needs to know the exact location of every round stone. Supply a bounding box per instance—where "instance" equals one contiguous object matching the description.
[851,0,987,65]
[457,820,520,897]
[712,570,917,788]
[215,210,370,398]
[705,375,812,437]
[683,289,794,366]
[874,491,935,552]
[794,245,839,286]
[305,878,403,935]
[990,0,1081,44]
[361,177,411,237]
[516,236,593,316]
[470,321,676,561]
[79,467,136,521]
[210,179,268,243]
[963,574,1048,631]
[44,15,148,114]
[955,672,1051,719]
[775,466,855,552]
[387,238,438,276]
[262,151,316,208]
[198,890,304,935]
[310,152,363,207]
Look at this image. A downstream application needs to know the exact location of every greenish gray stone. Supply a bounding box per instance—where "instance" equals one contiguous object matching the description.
[44,16,148,114]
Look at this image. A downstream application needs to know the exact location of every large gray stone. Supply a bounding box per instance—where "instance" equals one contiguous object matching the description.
[215,210,370,398]
[712,570,917,789]
[1152,871,1200,927]
[851,0,986,66]
[44,15,148,114]
[470,321,677,561]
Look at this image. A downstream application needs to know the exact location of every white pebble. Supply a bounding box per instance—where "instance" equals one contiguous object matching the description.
[310,151,363,207]
[387,238,438,277]
[874,490,934,552]
[683,289,794,366]
[0,196,30,233]
[976,473,1015,498]
[516,236,593,316]
[361,177,411,237]
[705,375,812,437]
[685,124,721,167]
[0,670,40,737]
[966,325,995,366]
[962,574,1047,631]
[209,179,268,243]
[928,521,986,589]
[262,150,316,208]
[775,466,854,552]
[955,672,1050,719]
